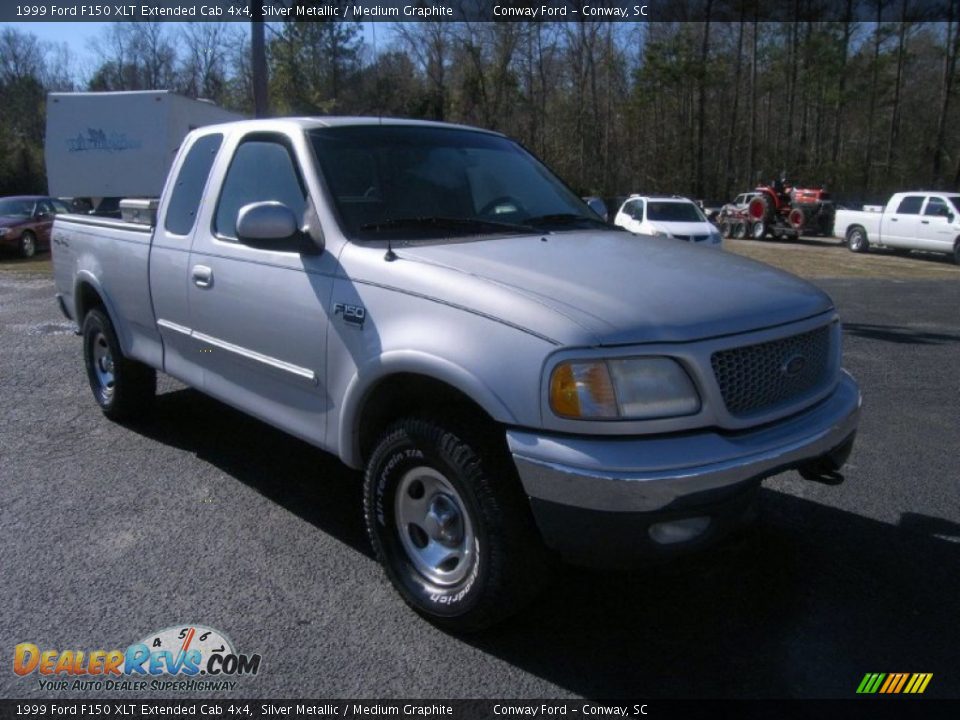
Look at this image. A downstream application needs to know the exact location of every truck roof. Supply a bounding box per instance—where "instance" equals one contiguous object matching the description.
[194,116,506,137]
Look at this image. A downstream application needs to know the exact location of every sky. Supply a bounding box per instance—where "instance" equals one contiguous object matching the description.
[0,20,384,85]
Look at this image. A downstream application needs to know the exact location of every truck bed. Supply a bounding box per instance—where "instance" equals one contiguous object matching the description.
[833,208,882,241]
[52,214,162,368]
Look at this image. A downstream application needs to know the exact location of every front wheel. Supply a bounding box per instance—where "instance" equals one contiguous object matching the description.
[82,309,156,421]
[364,417,548,632]
[751,221,767,240]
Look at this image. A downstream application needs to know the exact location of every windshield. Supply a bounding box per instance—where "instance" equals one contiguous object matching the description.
[647,201,705,223]
[309,126,607,239]
[0,199,33,217]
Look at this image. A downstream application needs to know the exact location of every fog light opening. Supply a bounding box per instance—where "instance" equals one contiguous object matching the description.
[648,517,711,545]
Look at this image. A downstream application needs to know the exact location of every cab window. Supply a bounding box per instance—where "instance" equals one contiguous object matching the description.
[215,137,306,240]
[923,197,951,218]
[165,133,223,236]
[896,196,924,215]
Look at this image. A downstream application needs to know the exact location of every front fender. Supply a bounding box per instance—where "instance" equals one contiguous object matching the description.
[337,350,519,469]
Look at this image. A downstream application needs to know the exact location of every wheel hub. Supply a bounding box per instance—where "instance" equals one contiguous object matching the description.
[395,466,476,586]
[91,332,115,398]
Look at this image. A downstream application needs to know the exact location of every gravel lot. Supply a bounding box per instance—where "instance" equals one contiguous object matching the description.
[1,251,958,700]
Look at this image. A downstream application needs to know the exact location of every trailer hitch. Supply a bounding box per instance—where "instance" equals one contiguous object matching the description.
[798,433,856,486]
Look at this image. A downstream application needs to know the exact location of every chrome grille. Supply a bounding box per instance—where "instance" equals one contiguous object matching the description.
[711,325,832,417]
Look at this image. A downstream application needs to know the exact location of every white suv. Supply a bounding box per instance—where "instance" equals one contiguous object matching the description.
[615,195,723,248]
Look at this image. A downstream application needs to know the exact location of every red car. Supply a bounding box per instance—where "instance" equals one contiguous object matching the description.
[0,195,71,258]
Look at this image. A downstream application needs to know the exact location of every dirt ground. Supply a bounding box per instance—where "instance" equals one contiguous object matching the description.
[726,235,960,279]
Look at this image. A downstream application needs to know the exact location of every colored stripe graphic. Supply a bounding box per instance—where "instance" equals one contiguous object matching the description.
[892,673,909,693]
[857,672,932,694]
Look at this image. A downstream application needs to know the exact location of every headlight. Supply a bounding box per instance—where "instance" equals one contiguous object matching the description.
[549,357,700,420]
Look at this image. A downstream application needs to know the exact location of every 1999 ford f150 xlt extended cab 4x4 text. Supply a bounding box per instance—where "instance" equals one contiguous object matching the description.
[52,118,861,630]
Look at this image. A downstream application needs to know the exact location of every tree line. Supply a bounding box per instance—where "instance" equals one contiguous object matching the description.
[4,4,960,205]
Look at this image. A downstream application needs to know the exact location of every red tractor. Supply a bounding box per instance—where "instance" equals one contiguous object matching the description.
[743,178,835,240]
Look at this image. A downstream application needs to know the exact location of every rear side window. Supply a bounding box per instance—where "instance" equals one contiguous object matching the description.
[164,133,223,236]
[214,139,306,240]
[896,196,924,215]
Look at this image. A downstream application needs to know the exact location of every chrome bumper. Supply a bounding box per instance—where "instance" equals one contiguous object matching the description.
[509,371,861,514]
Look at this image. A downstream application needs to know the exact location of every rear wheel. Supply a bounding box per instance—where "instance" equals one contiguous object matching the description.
[19,231,37,258]
[721,221,732,239]
[733,222,747,239]
[82,309,156,421]
[847,226,869,253]
[953,240,960,265]
[364,416,549,632]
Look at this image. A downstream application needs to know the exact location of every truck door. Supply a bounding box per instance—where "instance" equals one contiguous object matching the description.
[884,195,924,248]
[151,131,225,389]
[916,196,956,252]
[185,132,335,448]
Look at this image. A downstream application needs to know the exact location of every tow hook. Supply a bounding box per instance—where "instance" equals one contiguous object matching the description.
[798,433,856,486]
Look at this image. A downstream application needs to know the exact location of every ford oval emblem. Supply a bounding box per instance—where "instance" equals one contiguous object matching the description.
[782,354,807,377]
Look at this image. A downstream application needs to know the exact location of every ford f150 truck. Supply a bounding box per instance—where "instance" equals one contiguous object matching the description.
[835,191,960,264]
[52,118,861,630]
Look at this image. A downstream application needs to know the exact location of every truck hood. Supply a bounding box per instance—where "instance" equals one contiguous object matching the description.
[353,231,834,346]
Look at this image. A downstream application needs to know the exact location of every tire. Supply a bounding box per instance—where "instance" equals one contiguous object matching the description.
[733,222,747,239]
[82,309,156,421]
[751,221,767,240]
[847,226,869,253]
[364,416,549,632]
[748,195,771,223]
[954,240,960,265]
[721,221,733,239]
[19,231,37,258]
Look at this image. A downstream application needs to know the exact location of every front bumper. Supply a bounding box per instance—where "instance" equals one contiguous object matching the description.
[508,371,861,564]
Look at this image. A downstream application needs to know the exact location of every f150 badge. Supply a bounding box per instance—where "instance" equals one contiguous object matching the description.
[333,302,366,328]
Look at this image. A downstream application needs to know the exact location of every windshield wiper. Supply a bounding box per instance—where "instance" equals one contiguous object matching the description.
[360,216,536,234]
[524,213,611,229]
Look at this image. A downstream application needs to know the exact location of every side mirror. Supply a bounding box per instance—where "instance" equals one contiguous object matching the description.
[236,202,299,247]
[948,212,955,223]
[585,197,608,222]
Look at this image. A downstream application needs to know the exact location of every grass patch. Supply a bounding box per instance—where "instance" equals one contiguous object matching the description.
[0,255,53,276]
[726,237,960,279]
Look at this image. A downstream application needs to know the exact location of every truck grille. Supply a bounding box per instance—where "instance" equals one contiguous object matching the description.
[711,325,832,417]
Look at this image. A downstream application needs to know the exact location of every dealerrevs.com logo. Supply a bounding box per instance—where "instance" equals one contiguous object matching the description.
[13,625,262,692]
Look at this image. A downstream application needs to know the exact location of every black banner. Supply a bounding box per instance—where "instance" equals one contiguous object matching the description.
[3,0,960,24]
[2,700,960,720]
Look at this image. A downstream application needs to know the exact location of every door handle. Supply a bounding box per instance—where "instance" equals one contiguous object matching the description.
[890,218,898,222]
[192,265,213,288]
[921,220,930,224]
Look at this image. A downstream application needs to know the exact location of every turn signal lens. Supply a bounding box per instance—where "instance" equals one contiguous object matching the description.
[549,361,618,419]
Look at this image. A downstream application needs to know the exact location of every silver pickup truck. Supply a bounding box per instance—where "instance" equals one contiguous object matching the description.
[52,118,861,630]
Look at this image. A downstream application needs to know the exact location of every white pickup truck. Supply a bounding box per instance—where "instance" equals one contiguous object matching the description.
[52,117,861,630]
[834,191,960,264]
